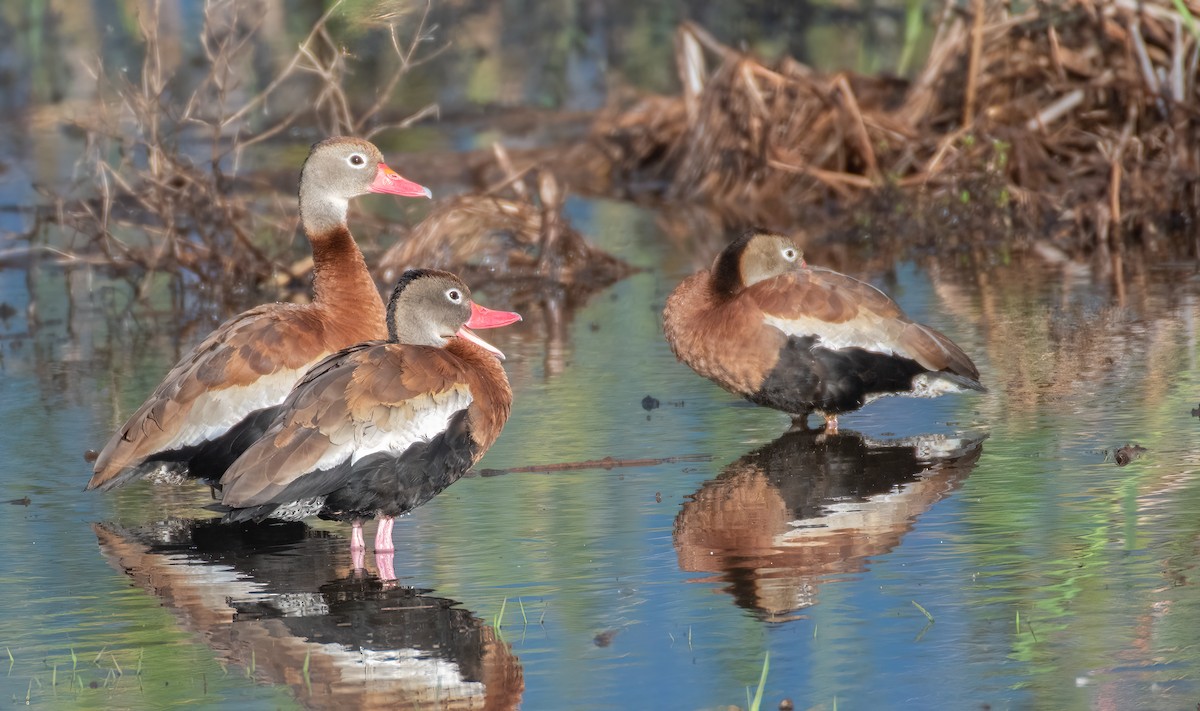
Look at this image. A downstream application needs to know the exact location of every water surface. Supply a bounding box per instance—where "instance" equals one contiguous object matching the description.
[3,2,1200,710]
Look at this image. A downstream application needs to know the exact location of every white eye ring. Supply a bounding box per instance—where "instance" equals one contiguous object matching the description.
[347,153,367,168]
[782,247,798,262]
[446,288,463,303]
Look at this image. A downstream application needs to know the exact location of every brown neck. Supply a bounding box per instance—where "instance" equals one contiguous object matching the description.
[447,339,512,454]
[309,225,386,339]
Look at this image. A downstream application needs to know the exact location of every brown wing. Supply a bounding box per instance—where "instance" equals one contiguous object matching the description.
[746,268,980,380]
[88,304,339,490]
[219,344,476,508]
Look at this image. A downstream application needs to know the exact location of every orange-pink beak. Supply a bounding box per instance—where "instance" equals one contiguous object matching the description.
[458,303,522,360]
[371,162,432,199]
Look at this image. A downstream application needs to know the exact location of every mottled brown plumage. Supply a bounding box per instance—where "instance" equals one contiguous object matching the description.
[663,229,984,430]
[88,137,430,491]
[219,269,519,553]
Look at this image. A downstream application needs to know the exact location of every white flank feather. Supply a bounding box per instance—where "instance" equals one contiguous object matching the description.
[308,385,474,473]
[173,367,311,449]
[762,314,910,360]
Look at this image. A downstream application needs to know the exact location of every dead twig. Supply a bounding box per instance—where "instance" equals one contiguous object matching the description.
[474,454,712,477]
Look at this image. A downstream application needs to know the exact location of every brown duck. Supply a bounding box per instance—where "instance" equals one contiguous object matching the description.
[219,269,520,553]
[663,229,985,431]
[87,137,431,491]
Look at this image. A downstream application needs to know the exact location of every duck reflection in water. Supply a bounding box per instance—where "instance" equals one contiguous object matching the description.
[94,518,523,710]
[674,429,984,622]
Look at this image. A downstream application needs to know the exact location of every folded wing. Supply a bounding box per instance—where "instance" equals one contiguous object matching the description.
[749,268,982,384]
[220,344,474,509]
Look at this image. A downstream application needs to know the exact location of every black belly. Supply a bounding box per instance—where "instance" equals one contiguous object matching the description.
[123,404,285,489]
[189,405,285,484]
[751,336,927,416]
[228,408,478,524]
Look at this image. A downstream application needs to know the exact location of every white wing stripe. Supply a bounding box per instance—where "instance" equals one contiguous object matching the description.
[171,367,312,449]
[762,314,910,360]
[308,387,474,473]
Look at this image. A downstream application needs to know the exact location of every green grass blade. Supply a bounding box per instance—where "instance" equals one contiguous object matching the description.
[495,597,508,631]
[302,649,312,694]
[1173,0,1200,39]
[749,651,769,711]
[911,600,935,622]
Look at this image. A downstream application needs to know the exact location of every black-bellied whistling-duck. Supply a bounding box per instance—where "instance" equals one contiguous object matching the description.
[218,268,520,553]
[663,229,985,431]
[87,137,431,492]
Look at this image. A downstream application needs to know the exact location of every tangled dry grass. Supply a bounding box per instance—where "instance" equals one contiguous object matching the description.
[581,0,1200,257]
[42,0,629,307]
[378,144,632,290]
[37,0,1200,310]
[48,0,440,300]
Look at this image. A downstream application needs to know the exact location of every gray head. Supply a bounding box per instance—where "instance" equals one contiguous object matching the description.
[710,229,805,295]
[387,269,473,346]
[386,269,522,358]
[298,137,431,237]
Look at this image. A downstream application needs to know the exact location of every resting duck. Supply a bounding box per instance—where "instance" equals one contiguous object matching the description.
[87,137,431,492]
[663,229,985,431]
[218,269,520,553]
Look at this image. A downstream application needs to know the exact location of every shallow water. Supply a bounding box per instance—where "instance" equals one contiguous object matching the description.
[4,3,1200,710]
[5,211,1200,709]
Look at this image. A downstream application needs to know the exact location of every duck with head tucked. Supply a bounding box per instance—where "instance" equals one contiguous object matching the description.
[663,229,985,431]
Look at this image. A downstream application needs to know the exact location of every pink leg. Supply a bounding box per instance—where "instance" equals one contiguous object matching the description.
[824,414,839,433]
[374,516,395,552]
[351,546,365,572]
[375,550,397,581]
[350,520,366,551]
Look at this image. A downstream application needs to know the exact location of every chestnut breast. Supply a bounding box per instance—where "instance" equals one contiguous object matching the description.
[663,272,787,397]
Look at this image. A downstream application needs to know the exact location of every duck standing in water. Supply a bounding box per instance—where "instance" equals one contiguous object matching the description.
[219,269,520,553]
[663,229,985,431]
[87,137,431,491]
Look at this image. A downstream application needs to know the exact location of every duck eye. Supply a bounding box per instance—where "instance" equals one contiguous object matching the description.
[446,289,462,303]
[348,153,366,167]
[782,248,797,262]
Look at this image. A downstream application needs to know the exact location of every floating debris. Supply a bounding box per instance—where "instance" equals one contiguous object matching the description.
[378,146,632,293]
[593,629,620,648]
[1114,444,1147,467]
[641,395,661,411]
[473,453,711,477]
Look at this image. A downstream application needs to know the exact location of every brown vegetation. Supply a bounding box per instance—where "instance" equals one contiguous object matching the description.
[49,0,440,300]
[38,0,1200,309]
[378,144,632,289]
[577,1,1200,257]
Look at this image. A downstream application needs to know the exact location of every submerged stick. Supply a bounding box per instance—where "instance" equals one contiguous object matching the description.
[474,454,711,477]
[1108,103,1138,247]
